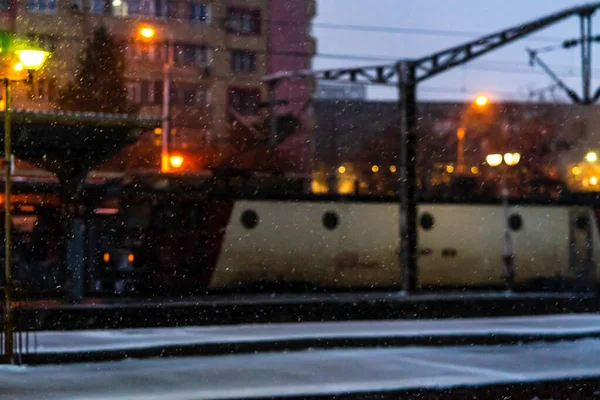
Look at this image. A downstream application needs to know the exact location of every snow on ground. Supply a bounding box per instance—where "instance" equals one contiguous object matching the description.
[25,313,600,354]
[1,339,600,400]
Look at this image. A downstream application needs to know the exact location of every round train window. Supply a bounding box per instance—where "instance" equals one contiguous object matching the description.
[420,213,434,230]
[576,215,590,230]
[241,210,259,229]
[323,211,339,230]
[508,214,523,231]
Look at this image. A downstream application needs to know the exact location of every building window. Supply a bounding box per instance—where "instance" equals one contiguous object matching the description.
[169,83,208,107]
[229,88,260,115]
[29,78,57,102]
[190,2,209,23]
[127,41,166,62]
[127,82,142,104]
[231,50,256,73]
[112,0,128,16]
[154,0,168,17]
[90,0,106,14]
[175,44,211,67]
[116,0,165,17]
[141,81,155,105]
[27,0,56,13]
[226,8,260,35]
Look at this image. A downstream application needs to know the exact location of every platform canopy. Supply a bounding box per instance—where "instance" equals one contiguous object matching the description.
[0,110,160,198]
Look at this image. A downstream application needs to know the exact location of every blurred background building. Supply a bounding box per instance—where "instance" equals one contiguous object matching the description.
[0,0,317,173]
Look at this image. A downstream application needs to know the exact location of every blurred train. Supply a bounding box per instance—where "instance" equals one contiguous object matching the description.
[99,175,600,294]
[2,175,600,296]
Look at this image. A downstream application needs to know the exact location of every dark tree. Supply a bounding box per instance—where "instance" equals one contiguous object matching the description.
[59,26,137,114]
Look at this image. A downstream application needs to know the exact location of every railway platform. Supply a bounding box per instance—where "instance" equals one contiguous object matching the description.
[8,313,600,364]
[1,338,600,399]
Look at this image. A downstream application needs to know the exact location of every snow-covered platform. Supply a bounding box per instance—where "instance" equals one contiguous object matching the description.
[13,313,600,364]
[2,339,600,400]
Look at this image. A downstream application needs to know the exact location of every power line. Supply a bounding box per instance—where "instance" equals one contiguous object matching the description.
[32,26,598,80]
[310,22,567,43]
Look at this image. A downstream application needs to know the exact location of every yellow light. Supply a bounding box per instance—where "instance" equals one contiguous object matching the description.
[140,27,155,39]
[512,153,521,165]
[475,95,489,107]
[486,154,503,167]
[446,165,455,173]
[504,153,520,166]
[371,165,379,173]
[103,253,110,263]
[457,127,466,140]
[128,253,135,263]
[591,176,598,186]
[471,166,479,175]
[153,127,162,135]
[17,50,48,70]
[389,165,397,173]
[338,166,346,174]
[112,0,122,5]
[586,152,597,163]
[12,62,23,72]
[572,166,582,175]
[169,155,184,169]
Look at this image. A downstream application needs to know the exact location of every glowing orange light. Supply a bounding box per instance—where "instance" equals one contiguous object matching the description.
[457,127,466,140]
[140,27,155,39]
[371,165,379,173]
[475,95,488,107]
[103,253,110,263]
[169,155,184,169]
[12,62,23,72]
[128,253,135,263]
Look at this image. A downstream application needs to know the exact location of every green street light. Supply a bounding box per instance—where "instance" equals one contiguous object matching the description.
[2,36,49,364]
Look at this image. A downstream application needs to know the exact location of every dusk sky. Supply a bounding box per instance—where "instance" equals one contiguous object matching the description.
[313,0,600,102]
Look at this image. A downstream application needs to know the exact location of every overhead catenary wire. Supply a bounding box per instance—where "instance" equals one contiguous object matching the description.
[29,19,598,78]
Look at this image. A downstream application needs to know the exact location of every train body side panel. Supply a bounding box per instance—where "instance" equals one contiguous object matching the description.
[335,203,400,288]
[418,205,571,286]
[210,201,337,288]
[210,201,586,290]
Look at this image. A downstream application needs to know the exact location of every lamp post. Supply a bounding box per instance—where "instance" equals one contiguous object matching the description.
[139,26,173,173]
[2,48,48,363]
[457,95,489,174]
[486,152,520,291]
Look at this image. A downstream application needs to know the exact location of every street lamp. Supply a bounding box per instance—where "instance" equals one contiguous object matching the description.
[139,26,172,173]
[2,46,48,364]
[486,153,503,167]
[168,155,184,169]
[457,95,490,174]
[474,95,489,107]
[586,151,597,163]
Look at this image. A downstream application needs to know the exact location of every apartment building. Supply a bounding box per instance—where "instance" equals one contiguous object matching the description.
[0,0,316,171]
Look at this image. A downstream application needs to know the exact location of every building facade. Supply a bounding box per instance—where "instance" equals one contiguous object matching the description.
[0,0,316,172]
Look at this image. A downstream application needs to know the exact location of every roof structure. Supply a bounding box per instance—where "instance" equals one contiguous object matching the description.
[0,110,160,198]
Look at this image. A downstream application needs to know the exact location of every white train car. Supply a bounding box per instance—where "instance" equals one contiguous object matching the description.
[210,200,600,290]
